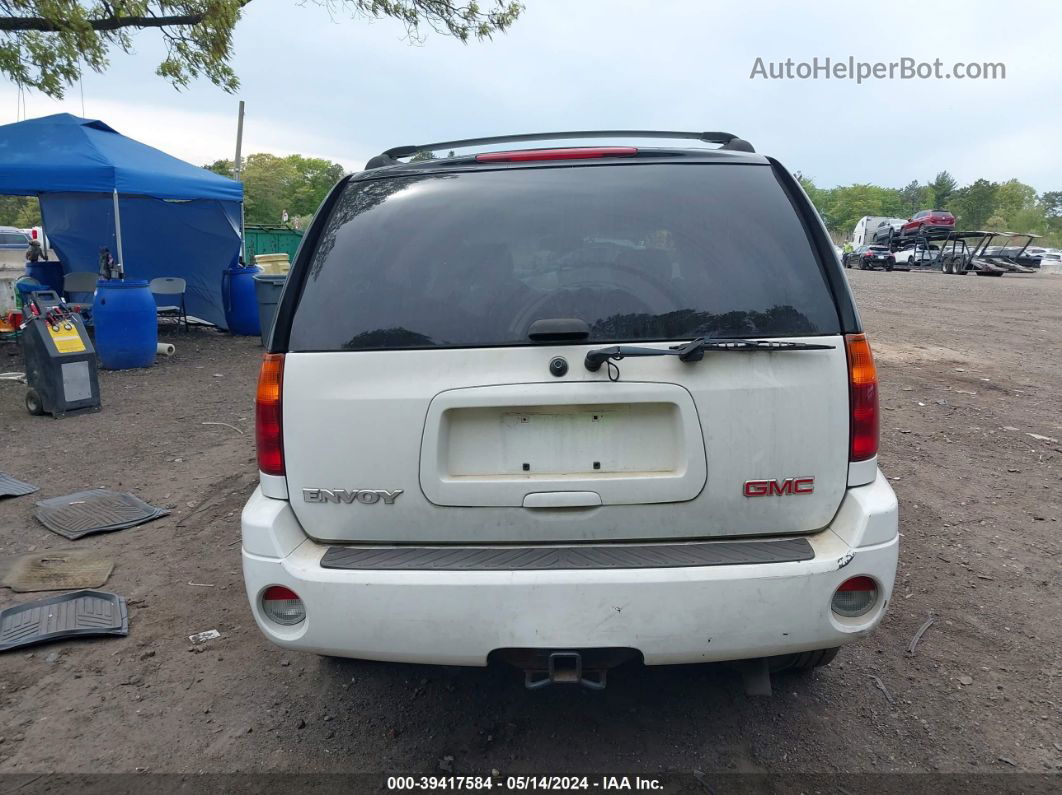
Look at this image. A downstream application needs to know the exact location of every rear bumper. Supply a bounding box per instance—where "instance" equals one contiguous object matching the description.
[241,472,898,666]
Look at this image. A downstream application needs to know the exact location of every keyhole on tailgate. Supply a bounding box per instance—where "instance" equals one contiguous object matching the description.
[522,463,531,472]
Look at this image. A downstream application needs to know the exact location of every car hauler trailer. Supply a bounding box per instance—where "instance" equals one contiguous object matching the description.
[964,233,1041,276]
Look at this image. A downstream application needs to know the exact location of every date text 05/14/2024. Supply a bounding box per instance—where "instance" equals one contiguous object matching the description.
[386,776,665,791]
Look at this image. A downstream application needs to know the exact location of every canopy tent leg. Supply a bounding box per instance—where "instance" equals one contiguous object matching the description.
[112,189,125,278]
[39,215,49,259]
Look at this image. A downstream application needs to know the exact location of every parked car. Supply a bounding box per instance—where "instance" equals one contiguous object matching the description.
[900,209,955,238]
[893,243,941,266]
[242,131,898,691]
[1040,252,1061,270]
[871,218,906,245]
[0,227,30,250]
[845,244,895,270]
[984,244,1042,267]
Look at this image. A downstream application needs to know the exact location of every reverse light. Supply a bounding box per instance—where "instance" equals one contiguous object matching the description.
[845,333,879,462]
[475,147,638,162]
[261,585,305,626]
[832,576,878,617]
[255,353,285,476]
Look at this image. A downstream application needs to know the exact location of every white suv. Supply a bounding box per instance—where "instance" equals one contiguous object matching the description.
[241,131,898,692]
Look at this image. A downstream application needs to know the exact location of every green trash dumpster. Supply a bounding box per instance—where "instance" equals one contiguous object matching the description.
[243,225,304,263]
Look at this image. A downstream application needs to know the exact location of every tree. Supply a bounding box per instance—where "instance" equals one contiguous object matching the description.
[1041,191,1062,218]
[205,152,345,225]
[0,195,41,227]
[1,0,523,98]
[950,179,997,229]
[822,184,904,233]
[1042,191,1062,237]
[928,170,957,208]
[899,180,927,216]
[789,175,1060,247]
[993,179,1037,219]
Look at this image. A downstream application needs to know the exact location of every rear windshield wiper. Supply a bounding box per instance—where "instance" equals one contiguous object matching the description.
[584,337,835,372]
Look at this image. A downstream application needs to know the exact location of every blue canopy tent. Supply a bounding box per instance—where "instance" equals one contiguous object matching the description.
[0,113,243,328]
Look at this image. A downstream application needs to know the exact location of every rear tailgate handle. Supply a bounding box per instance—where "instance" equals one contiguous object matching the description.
[523,491,602,509]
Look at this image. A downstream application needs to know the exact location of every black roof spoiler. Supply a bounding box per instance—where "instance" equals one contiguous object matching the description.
[365,130,755,169]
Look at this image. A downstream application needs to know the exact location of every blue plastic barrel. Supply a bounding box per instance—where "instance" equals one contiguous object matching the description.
[15,276,43,310]
[25,261,64,294]
[93,279,158,369]
[223,263,262,335]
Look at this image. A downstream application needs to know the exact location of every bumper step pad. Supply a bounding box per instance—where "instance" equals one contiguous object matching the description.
[321,537,814,571]
[0,590,128,652]
[34,489,169,540]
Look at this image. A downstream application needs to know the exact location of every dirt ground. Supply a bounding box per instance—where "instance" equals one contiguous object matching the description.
[0,270,1060,785]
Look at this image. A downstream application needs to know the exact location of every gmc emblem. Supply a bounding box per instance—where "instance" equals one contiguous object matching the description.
[743,477,814,497]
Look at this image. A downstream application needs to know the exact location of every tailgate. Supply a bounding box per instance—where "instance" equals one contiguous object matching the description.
[283,339,849,544]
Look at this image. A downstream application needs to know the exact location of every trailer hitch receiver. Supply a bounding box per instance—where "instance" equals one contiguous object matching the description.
[524,652,607,690]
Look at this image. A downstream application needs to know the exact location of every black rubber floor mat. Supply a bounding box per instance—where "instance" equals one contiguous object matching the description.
[0,473,39,498]
[0,590,128,652]
[0,550,114,593]
[34,489,168,540]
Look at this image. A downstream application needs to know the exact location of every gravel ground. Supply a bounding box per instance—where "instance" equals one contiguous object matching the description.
[0,270,1060,785]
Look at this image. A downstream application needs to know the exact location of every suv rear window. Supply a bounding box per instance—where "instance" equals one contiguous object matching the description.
[288,163,840,351]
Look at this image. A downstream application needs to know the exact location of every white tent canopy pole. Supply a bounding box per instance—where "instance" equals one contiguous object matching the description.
[112,188,124,277]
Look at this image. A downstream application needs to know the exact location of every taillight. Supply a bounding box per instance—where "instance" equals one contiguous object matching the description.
[261,585,305,625]
[845,333,878,461]
[475,147,637,162]
[255,353,285,476]
[832,576,878,617]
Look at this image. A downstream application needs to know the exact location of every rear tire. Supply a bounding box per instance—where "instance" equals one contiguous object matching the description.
[25,388,45,416]
[768,647,840,673]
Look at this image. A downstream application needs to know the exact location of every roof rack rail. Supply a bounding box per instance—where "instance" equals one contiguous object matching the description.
[364,130,754,169]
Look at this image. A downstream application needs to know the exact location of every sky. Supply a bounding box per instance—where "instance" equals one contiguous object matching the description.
[1,0,1060,191]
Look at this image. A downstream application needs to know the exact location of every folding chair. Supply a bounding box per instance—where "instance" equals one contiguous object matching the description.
[62,272,99,318]
[149,277,188,331]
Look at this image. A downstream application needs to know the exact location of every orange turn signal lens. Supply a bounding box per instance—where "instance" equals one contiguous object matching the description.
[255,353,285,476]
[845,334,878,462]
